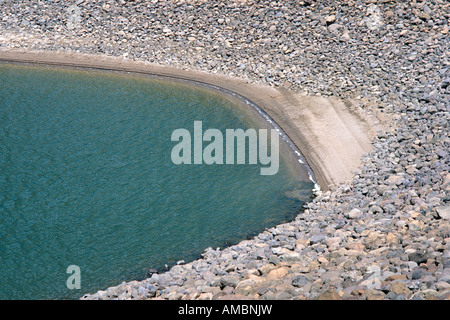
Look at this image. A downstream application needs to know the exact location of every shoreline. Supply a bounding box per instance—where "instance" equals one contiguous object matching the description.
[0,48,380,192]
[0,48,387,299]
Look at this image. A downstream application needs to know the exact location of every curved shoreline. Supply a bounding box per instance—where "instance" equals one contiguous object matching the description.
[0,53,318,195]
[0,49,389,300]
[0,48,379,192]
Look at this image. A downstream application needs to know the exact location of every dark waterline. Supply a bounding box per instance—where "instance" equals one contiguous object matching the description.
[0,62,315,299]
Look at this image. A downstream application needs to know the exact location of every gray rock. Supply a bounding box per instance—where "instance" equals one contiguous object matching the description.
[345,208,363,219]
[408,251,428,265]
[220,276,241,289]
[309,235,325,245]
[292,275,309,287]
[436,206,450,220]
[411,269,425,280]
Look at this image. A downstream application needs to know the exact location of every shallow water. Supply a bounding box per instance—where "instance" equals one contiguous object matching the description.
[0,63,313,299]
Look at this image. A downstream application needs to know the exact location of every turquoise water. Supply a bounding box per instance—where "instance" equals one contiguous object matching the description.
[0,63,314,299]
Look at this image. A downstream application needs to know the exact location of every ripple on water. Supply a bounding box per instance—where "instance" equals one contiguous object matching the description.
[0,63,314,299]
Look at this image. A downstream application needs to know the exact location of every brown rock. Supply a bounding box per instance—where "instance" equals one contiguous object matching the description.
[365,289,385,300]
[346,242,365,251]
[385,274,407,281]
[258,264,275,276]
[266,267,289,280]
[389,281,410,296]
[386,232,398,245]
[318,256,329,264]
[386,175,403,185]
[315,288,342,300]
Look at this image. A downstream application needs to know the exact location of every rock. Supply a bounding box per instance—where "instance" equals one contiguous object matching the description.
[365,289,385,300]
[309,235,325,245]
[386,175,404,186]
[198,292,214,300]
[408,251,428,265]
[266,267,289,280]
[315,288,342,300]
[340,29,350,41]
[435,282,450,291]
[292,275,309,287]
[254,283,270,296]
[346,242,365,252]
[234,284,256,297]
[411,269,425,280]
[321,270,342,284]
[214,294,249,300]
[360,277,382,290]
[436,206,450,220]
[385,274,408,282]
[220,276,241,289]
[385,233,398,245]
[411,289,440,300]
[328,23,342,34]
[325,15,336,25]
[389,281,410,296]
[147,269,158,277]
[347,208,363,219]
[280,251,302,262]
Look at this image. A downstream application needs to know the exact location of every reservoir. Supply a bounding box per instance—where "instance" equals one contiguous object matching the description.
[0,63,314,299]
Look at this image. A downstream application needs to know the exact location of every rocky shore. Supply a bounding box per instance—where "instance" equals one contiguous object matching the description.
[0,0,448,300]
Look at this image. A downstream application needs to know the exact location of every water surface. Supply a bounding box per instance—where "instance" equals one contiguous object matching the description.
[0,63,314,299]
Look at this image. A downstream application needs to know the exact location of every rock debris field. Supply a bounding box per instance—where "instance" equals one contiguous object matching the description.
[0,0,449,300]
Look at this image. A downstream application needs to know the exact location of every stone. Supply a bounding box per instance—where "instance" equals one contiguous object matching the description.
[292,275,309,287]
[389,281,410,296]
[266,267,289,280]
[345,208,363,219]
[220,276,241,289]
[365,289,385,300]
[385,274,407,281]
[360,277,382,290]
[386,233,398,245]
[411,269,425,280]
[346,242,365,252]
[309,235,325,245]
[325,15,336,25]
[408,251,428,265]
[214,294,249,300]
[258,264,275,276]
[436,206,450,220]
[386,175,404,186]
[198,292,214,300]
[315,288,342,300]
[280,251,302,262]
[234,285,256,297]
[435,282,450,291]
[318,256,329,264]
